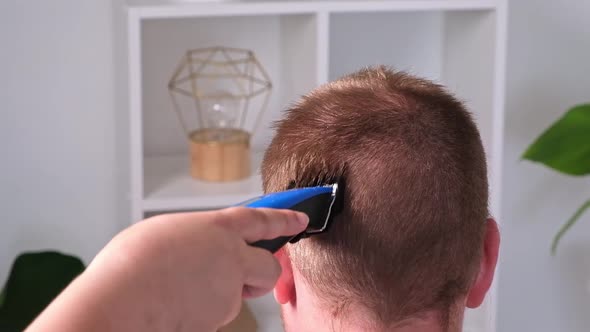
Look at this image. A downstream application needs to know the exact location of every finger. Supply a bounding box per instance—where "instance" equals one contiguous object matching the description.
[217,207,309,243]
[241,247,282,298]
[243,285,268,299]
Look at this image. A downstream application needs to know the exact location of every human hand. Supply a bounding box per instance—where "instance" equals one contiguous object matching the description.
[26,207,308,332]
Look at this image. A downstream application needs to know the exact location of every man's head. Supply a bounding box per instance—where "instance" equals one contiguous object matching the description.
[261,67,499,331]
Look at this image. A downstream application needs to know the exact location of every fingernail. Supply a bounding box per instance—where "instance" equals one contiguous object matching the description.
[295,212,309,226]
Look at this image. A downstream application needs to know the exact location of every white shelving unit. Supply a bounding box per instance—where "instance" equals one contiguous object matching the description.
[116,1,507,331]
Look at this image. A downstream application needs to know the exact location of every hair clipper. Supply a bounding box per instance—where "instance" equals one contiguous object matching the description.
[238,183,343,253]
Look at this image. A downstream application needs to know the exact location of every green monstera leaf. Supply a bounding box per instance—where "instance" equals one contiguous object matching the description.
[0,251,85,332]
[523,103,590,254]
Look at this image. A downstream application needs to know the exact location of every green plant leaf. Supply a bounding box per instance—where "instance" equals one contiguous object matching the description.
[0,251,85,331]
[523,104,590,176]
[551,198,590,255]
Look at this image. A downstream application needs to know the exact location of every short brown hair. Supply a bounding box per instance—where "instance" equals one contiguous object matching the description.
[261,66,488,327]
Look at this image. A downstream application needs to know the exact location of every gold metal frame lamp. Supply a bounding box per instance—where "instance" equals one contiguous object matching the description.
[167,46,272,182]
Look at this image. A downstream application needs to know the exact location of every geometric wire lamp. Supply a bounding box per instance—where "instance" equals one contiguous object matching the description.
[168,46,272,182]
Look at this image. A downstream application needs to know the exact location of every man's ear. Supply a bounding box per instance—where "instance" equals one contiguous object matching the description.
[466,218,500,308]
[274,248,296,305]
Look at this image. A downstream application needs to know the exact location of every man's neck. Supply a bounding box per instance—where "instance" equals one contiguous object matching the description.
[282,305,448,332]
[280,273,460,332]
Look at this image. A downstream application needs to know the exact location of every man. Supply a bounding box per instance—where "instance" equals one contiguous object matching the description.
[26,67,498,332]
[262,66,500,331]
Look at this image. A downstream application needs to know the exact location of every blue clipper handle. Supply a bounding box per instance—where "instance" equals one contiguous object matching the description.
[239,186,335,253]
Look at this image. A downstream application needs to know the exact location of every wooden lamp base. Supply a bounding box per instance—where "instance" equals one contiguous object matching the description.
[189,128,251,182]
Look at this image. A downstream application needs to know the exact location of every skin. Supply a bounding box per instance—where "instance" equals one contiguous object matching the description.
[274,218,501,332]
[25,207,309,332]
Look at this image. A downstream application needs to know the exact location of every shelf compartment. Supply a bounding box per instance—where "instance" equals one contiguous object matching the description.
[329,11,445,82]
[140,13,319,157]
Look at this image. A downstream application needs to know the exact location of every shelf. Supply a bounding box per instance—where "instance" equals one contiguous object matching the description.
[143,153,264,212]
[121,0,507,329]
[127,0,498,19]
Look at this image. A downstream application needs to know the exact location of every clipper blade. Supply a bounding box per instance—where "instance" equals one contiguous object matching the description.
[289,179,345,243]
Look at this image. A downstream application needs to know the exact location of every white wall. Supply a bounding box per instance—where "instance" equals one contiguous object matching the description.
[1,0,590,331]
[0,1,119,281]
[498,0,590,331]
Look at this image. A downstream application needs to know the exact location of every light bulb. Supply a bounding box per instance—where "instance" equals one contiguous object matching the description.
[202,90,239,130]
